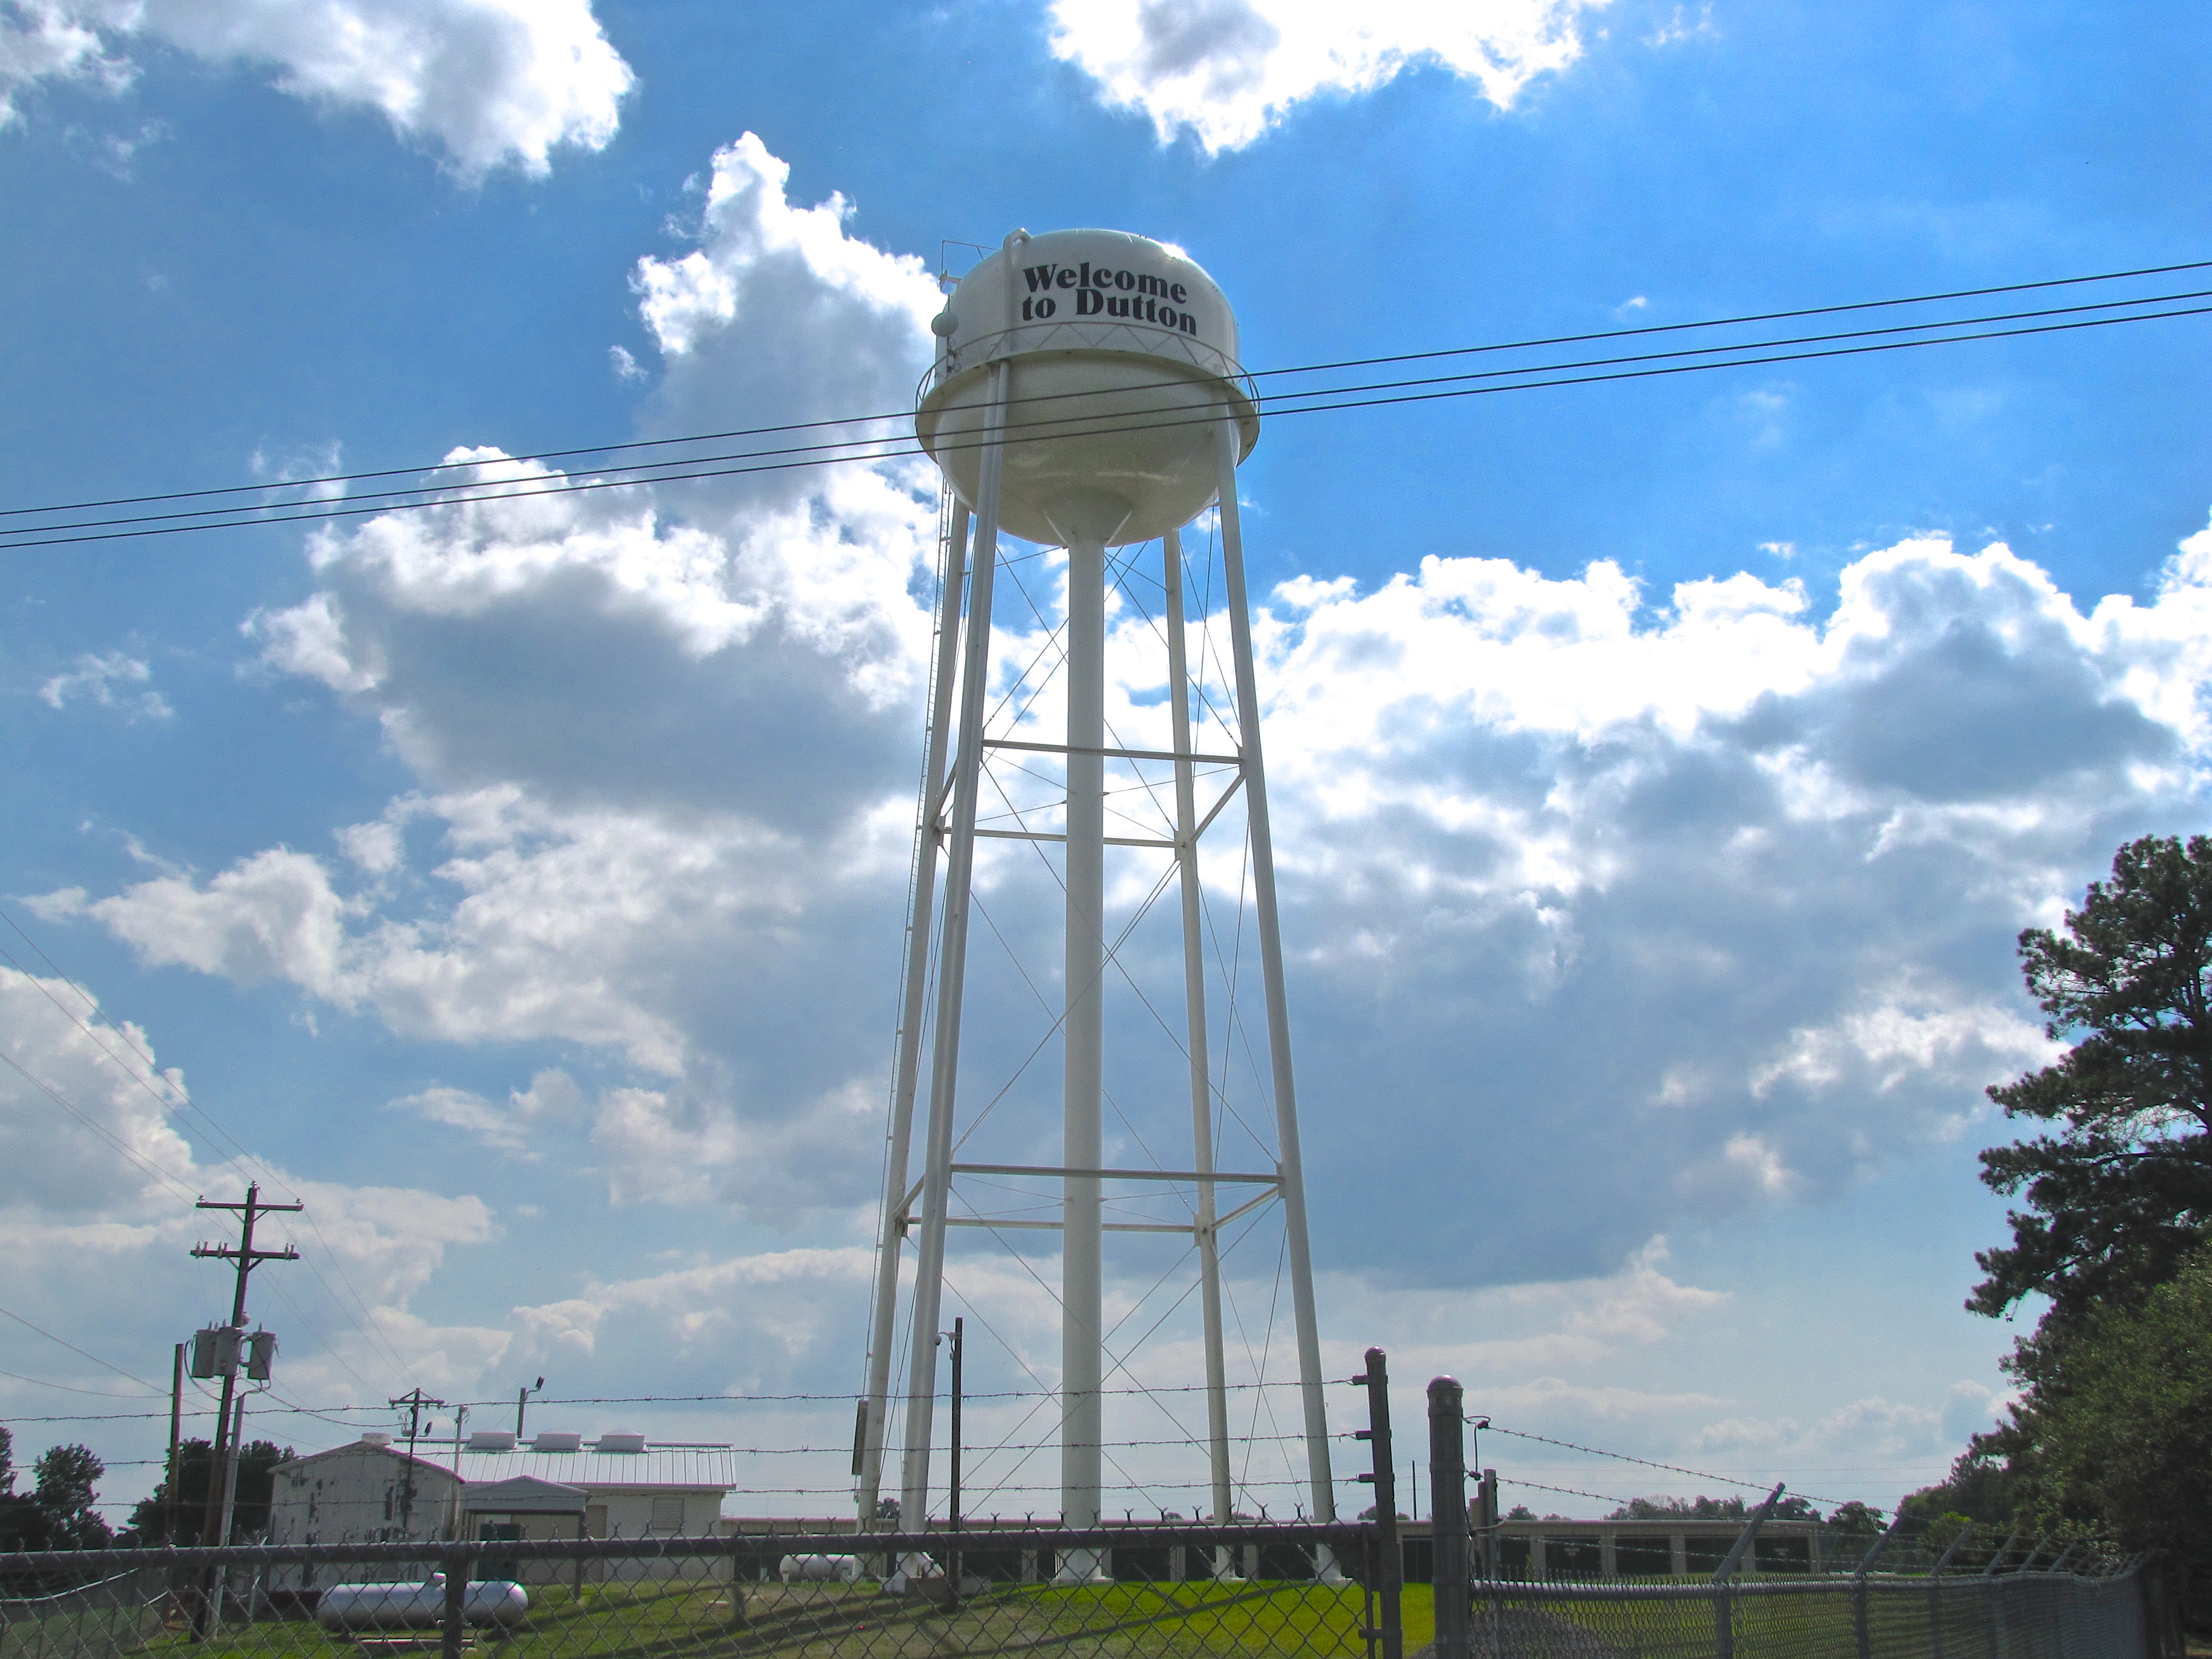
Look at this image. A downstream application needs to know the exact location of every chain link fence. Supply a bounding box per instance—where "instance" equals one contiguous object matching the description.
[1449,1569,2146,1659]
[0,1524,2152,1659]
[0,1524,1370,1659]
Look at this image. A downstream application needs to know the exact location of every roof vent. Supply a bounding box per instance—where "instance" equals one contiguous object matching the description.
[596,1432,646,1455]
[467,1430,517,1452]
[531,1431,582,1453]
[359,1432,393,1448]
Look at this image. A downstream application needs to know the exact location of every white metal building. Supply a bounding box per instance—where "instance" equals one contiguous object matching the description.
[265,1434,459,1550]
[260,1433,739,1589]
[448,1446,735,1541]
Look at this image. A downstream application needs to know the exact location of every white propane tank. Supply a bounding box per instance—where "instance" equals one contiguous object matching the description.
[314,1575,529,1631]
[915,228,1257,549]
[777,1554,862,1584]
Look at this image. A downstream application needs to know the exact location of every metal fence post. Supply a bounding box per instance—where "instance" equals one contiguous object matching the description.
[1928,1520,1971,1659]
[1477,1470,1498,1581]
[1428,1376,1469,1659]
[1354,1348,1403,1659]
[1711,1483,1783,1659]
[441,1542,472,1659]
[1992,1536,2041,1659]
[726,1530,748,1627]
[1853,1515,1904,1659]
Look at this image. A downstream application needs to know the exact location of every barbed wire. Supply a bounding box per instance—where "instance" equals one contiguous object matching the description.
[1484,1424,1850,1511]
[1500,1477,1634,1508]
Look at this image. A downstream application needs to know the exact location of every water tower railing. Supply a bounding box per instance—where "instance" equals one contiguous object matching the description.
[914,324,1255,411]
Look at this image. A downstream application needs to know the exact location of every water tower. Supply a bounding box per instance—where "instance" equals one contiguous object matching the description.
[855,229,1333,1575]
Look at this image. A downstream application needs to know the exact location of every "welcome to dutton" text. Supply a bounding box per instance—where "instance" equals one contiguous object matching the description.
[1020,262,1201,336]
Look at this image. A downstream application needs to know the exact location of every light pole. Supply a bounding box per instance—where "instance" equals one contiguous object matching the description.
[515,1378,545,1442]
[946,1318,964,1600]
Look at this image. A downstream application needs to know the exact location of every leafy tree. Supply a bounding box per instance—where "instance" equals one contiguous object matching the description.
[1989,1249,2212,1572]
[1898,1456,2012,1527]
[126,1439,291,1544]
[1604,1494,1819,1521]
[1609,1495,1746,1520]
[34,1446,111,1548]
[0,1439,111,1550]
[1965,839,2212,1615]
[1823,1501,1886,1538]
[1973,834,2212,1325]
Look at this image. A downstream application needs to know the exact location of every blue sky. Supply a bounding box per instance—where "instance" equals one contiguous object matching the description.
[3,0,2211,1527]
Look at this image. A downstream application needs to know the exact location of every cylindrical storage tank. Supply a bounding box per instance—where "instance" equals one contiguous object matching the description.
[915,228,1257,549]
[778,1554,863,1584]
[315,1577,529,1630]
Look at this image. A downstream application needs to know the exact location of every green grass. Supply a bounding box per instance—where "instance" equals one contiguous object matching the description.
[123,1578,1379,1659]
[81,1575,1970,1659]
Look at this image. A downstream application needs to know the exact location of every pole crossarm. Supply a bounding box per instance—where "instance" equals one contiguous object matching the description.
[190,1243,301,1263]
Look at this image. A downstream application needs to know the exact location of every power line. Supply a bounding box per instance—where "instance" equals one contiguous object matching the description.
[4,254,2204,521]
[1,1378,1317,1427]
[0,1366,164,1399]
[9,283,2210,546]
[3,272,2209,552]
[0,912,419,1391]
[0,1304,165,1395]
[0,1048,200,1207]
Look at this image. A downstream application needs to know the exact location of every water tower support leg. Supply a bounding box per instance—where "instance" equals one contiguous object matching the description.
[898,363,1010,1545]
[1164,527,1235,1558]
[1214,414,1338,1558]
[858,502,970,1530]
[1057,530,1109,1584]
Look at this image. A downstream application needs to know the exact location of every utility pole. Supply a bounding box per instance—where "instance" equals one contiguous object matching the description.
[191,1184,299,1551]
[390,1387,447,1535]
[166,1344,183,1545]
[393,1386,444,1445]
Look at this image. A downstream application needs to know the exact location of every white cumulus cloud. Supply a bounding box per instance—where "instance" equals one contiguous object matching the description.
[1048,0,1609,152]
[0,963,505,1408]
[0,0,632,176]
[38,650,171,719]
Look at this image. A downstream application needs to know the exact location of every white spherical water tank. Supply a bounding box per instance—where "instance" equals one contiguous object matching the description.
[915,228,1257,548]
